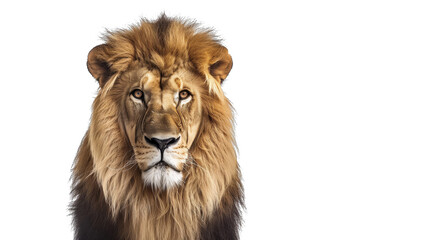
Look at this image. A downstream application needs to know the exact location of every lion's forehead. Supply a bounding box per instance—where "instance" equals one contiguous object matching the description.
[126,68,196,94]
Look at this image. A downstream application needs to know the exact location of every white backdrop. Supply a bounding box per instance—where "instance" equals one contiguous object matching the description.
[0,0,428,239]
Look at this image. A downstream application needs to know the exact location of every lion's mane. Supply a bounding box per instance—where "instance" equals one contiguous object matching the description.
[71,15,243,240]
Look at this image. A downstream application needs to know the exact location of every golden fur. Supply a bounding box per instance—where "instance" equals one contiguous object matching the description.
[72,15,242,240]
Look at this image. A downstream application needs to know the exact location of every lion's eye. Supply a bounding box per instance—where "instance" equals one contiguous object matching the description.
[131,89,144,99]
[179,90,191,100]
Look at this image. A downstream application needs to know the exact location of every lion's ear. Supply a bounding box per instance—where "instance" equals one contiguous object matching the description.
[208,47,233,84]
[87,44,112,88]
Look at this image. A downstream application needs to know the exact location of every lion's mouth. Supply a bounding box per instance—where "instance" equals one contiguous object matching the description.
[144,161,181,173]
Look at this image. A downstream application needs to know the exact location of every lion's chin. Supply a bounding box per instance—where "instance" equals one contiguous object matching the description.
[142,166,183,190]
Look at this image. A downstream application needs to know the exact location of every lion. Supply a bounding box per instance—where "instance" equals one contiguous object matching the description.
[70,15,244,240]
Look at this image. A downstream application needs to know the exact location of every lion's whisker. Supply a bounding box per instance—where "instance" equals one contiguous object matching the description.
[184,154,209,174]
[106,154,138,172]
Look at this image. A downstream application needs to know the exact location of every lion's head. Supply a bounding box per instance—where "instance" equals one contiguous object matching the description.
[72,15,243,240]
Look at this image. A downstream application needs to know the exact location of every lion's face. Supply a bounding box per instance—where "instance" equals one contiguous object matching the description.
[118,68,203,189]
[86,17,234,193]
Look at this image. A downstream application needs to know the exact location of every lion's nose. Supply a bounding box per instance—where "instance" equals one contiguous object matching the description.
[144,136,180,151]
